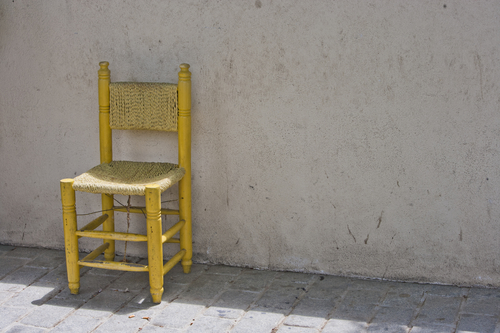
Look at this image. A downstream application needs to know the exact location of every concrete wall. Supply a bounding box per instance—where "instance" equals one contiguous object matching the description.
[1,1,500,286]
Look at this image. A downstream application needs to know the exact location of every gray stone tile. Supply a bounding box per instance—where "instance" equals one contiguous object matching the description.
[74,288,136,318]
[126,283,183,309]
[331,303,378,323]
[3,247,42,259]
[382,290,424,308]
[413,295,462,326]
[2,283,60,308]
[305,276,349,300]
[456,314,498,333]
[204,290,258,319]
[0,306,29,330]
[24,249,66,269]
[468,287,500,299]
[349,278,392,291]
[228,270,277,292]
[205,265,243,276]
[230,310,283,333]
[151,301,205,329]
[20,297,83,328]
[461,296,500,315]
[4,324,48,333]
[341,289,386,306]
[322,318,368,333]
[93,308,155,333]
[276,325,319,333]
[0,245,15,253]
[284,297,337,328]
[367,307,414,333]
[409,324,455,333]
[164,263,207,285]
[50,314,101,333]
[0,267,49,292]
[109,271,150,292]
[55,272,117,301]
[140,324,182,332]
[185,315,235,332]
[177,274,234,305]
[0,257,31,279]
[0,291,16,306]
[424,285,468,297]
[254,288,304,314]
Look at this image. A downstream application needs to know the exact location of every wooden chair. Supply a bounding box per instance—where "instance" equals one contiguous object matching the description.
[60,62,192,303]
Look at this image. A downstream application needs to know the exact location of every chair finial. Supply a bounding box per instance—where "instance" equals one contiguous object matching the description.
[99,61,109,69]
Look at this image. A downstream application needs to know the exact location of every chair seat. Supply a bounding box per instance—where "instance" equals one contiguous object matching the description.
[72,161,185,196]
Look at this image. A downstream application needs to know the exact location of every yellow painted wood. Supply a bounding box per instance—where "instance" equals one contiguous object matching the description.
[163,249,186,275]
[161,220,185,244]
[113,206,179,215]
[80,242,110,262]
[165,238,180,243]
[79,214,108,231]
[178,64,193,274]
[79,260,148,272]
[145,184,164,303]
[98,62,116,261]
[75,230,147,242]
[60,178,80,294]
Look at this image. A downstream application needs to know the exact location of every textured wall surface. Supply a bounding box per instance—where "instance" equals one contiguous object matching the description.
[1,1,500,286]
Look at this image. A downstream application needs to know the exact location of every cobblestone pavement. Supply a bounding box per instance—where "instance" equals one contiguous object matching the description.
[1,245,499,333]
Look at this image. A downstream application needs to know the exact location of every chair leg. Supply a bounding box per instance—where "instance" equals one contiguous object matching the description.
[179,183,192,274]
[102,194,115,261]
[145,184,164,303]
[60,179,80,294]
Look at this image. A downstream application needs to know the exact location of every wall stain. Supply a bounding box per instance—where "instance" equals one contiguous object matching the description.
[364,234,369,244]
[376,211,383,228]
[347,225,356,243]
[459,228,462,241]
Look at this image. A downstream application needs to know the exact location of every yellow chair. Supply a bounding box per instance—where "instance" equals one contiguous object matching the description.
[60,62,192,303]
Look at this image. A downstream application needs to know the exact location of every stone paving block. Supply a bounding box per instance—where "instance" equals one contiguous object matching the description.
[126,283,183,310]
[177,274,234,305]
[140,324,182,332]
[50,314,101,333]
[387,282,429,295]
[468,287,500,299]
[0,245,15,254]
[367,307,414,333]
[205,265,243,276]
[331,303,378,323]
[36,265,71,287]
[3,324,48,333]
[409,324,455,333]
[74,288,136,319]
[3,247,42,259]
[0,291,16,306]
[55,272,118,301]
[93,308,155,333]
[0,306,30,330]
[349,278,392,291]
[164,263,207,285]
[108,271,150,292]
[341,288,386,306]
[230,310,283,333]
[322,318,368,333]
[185,315,235,332]
[413,295,463,326]
[24,249,66,269]
[204,289,258,319]
[0,257,31,280]
[277,325,319,333]
[461,296,500,315]
[0,266,49,292]
[275,272,316,284]
[20,297,83,328]
[424,285,468,297]
[283,297,337,328]
[151,301,205,329]
[456,314,498,333]
[228,269,277,292]
[254,288,304,314]
[305,276,349,299]
[382,290,424,308]
[2,283,60,308]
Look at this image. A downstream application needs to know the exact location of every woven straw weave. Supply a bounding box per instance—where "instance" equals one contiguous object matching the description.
[73,161,185,196]
[110,82,178,132]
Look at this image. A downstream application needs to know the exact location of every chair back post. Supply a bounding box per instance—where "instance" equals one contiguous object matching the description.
[98,61,115,260]
[98,61,112,164]
[177,63,192,270]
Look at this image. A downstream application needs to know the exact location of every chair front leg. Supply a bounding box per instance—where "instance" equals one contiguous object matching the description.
[145,185,164,303]
[60,179,80,294]
[102,194,115,261]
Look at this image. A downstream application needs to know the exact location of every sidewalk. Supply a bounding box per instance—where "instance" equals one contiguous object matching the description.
[0,245,499,333]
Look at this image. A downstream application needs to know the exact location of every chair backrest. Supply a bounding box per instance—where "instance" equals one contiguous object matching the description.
[97,62,191,174]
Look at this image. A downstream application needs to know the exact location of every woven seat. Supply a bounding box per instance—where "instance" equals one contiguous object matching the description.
[60,62,192,304]
[73,161,185,196]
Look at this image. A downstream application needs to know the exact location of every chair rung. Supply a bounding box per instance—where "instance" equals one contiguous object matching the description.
[79,259,148,272]
[79,214,108,232]
[75,230,147,242]
[166,238,180,243]
[163,249,186,275]
[161,220,185,244]
[113,206,179,215]
[81,242,110,262]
